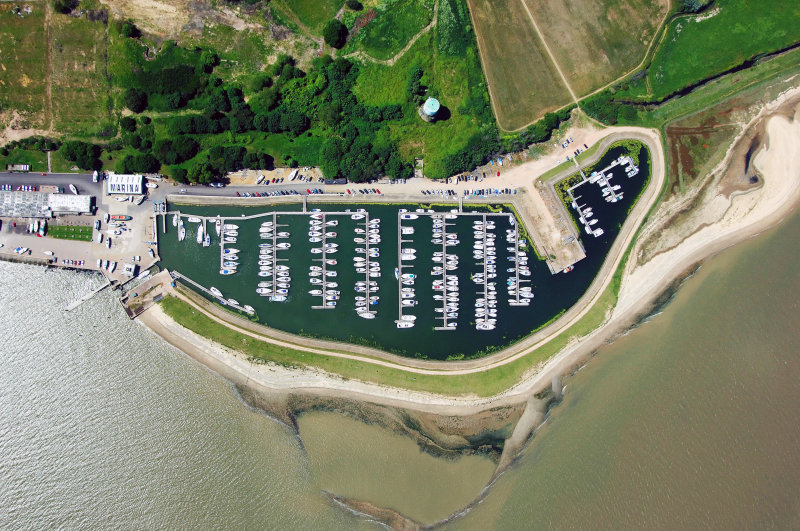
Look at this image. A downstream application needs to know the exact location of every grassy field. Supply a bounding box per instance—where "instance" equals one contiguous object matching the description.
[0,5,47,130]
[466,0,572,130]
[48,225,92,241]
[525,0,668,97]
[49,15,112,137]
[353,29,491,179]
[276,0,343,34]
[623,0,800,100]
[346,0,435,60]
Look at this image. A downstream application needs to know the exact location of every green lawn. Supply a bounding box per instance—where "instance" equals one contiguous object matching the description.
[0,5,47,129]
[347,0,435,60]
[48,225,93,241]
[0,149,47,173]
[626,0,800,100]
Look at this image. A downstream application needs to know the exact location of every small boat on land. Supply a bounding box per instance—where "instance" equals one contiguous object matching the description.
[109,262,116,273]
[111,215,132,222]
[69,184,78,195]
[146,182,158,189]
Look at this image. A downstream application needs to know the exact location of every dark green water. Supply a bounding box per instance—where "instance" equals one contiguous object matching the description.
[158,147,648,359]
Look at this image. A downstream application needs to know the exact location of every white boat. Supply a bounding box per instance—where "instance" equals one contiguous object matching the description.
[224,230,238,237]
[109,262,116,273]
[220,269,236,275]
[197,224,204,244]
[350,214,365,220]
[69,184,78,195]
[243,305,255,315]
[257,271,271,277]
[256,288,273,295]
[276,242,291,249]
[395,320,415,328]
[357,312,376,319]
[224,224,239,230]
[224,237,236,243]
[114,196,129,202]
[210,287,223,298]
[96,259,102,268]
[401,214,418,220]
[227,299,240,306]
[102,260,109,270]
[146,182,158,189]
[178,225,186,242]
[43,250,54,256]
[204,234,211,247]
[269,296,287,302]
[215,218,221,236]
[224,248,240,254]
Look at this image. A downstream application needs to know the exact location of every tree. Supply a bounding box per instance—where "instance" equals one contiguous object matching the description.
[120,21,140,38]
[119,116,137,133]
[123,88,148,113]
[201,51,219,73]
[407,65,425,105]
[323,20,348,49]
[170,167,188,184]
[319,138,344,178]
[280,112,310,136]
[346,0,363,9]
[52,0,78,14]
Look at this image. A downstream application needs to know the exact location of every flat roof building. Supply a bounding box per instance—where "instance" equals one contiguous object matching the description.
[107,173,144,195]
[0,192,93,218]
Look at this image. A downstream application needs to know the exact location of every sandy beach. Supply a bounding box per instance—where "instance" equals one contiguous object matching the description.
[139,93,800,414]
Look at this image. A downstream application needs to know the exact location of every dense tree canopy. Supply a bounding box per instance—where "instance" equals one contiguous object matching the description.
[323,20,348,49]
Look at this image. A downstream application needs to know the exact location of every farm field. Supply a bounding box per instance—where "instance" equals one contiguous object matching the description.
[49,15,112,137]
[523,0,668,97]
[625,0,800,100]
[345,0,435,60]
[467,0,572,131]
[0,5,47,130]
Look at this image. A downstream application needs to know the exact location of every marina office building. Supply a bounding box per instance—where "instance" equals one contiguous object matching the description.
[106,173,144,196]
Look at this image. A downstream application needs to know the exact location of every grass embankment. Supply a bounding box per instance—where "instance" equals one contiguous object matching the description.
[621,0,800,101]
[278,0,343,34]
[160,277,620,397]
[47,225,92,241]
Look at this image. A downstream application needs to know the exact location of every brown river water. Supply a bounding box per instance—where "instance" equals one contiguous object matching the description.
[2,208,800,528]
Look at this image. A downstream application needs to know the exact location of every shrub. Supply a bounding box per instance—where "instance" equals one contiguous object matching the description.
[120,21,141,38]
[123,88,148,113]
[120,117,137,133]
[323,20,348,49]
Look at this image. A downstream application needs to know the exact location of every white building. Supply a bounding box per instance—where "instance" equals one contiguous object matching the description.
[107,173,144,195]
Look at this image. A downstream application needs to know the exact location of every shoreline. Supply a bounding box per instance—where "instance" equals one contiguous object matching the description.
[136,95,800,414]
